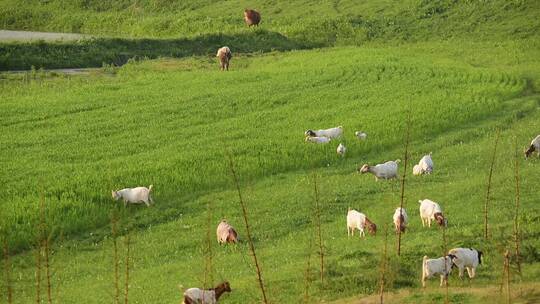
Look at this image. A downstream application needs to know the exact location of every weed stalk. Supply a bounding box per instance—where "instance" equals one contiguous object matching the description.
[124,232,130,304]
[313,173,324,285]
[227,154,268,304]
[379,225,389,304]
[484,129,500,239]
[111,212,120,304]
[398,111,411,256]
[3,237,13,304]
[513,137,521,275]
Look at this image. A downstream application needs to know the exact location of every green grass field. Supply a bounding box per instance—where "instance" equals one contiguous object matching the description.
[1,0,540,303]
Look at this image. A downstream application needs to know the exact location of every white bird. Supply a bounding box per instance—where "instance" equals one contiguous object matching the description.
[337,143,346,157]
[355,131,367,140]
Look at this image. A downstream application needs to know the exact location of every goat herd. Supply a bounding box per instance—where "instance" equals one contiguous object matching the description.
[109,120,538,302]
[110,8,540,301]
[304,127,540,289]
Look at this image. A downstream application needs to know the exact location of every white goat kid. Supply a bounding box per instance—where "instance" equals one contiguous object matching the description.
[112,185,154,207]
[358,160,400,180]
[337,143,346,157]
[413,152,434,175]
[355,131,367,140]
[448,248,483,279]
[422,255,456,287]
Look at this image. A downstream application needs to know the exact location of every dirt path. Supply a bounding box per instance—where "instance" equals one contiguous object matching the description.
[0,30,89,42]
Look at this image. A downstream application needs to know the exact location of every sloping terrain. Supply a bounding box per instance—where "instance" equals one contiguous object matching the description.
[0,1,539,303]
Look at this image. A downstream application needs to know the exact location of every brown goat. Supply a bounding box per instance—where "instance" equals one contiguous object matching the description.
[244,9,261,27]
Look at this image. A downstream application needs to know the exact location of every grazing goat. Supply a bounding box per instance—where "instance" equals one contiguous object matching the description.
[525,135,540,158]
[304,126,343,139]
[216,46,232,71]
[418,199,446,227]
[337,143,346,157]
[183,281,231,304]
[244,9,261,27]
[393,207,408,233]
[413,152,434,175]
[305,136,331,144]
[358,160,400,180]
[112,185,154,207]
[355,131,367,140]
[216,220,238,244]
[347,209,377,238]
[448,248,483,279]
[422,255,456,287]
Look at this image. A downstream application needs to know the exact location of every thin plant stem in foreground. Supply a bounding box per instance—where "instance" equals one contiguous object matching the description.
[227,154,268,304]
[398,110,411,256]
[313,173,324,285]
[484,129,500,239]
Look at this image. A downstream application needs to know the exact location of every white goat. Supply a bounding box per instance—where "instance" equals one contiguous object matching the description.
[347,209,377,238]
[422,255,456,287]
[183,281,231,304]
[112,185,154,207]
[525,135,540,158]
[392,207,408,233]
[216,46,232,71]
[413,152,434,175]
[448,248,483,279]
[337,143,346,157]
[305,136,331,144]
[418,199,446,227]
[355,131,367,140]
[358,160,400,180]
[305,126,343,139]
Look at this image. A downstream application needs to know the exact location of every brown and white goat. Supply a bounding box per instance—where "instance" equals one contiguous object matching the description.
[393,207,408,233]
[183,281,231,304]
[525,135,540,158]
[419,199,447,227]
[216,220,238,244]
[347,209,377,238]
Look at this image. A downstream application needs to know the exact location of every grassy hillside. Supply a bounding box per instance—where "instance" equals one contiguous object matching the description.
[1,40,539,303]
[1,0,539,41]
[1,0,539,70]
